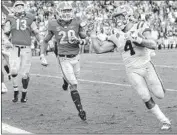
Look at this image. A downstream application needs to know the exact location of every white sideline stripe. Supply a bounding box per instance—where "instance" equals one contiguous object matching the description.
[87,61,177,69]
[31,73,177,92]
[2,123,32,134]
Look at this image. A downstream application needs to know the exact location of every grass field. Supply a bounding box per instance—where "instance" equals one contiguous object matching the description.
[2,50,177,134]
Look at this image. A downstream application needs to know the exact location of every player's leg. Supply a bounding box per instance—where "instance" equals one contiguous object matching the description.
[127,70,170,130]
[57,56,86,120]
[2,71,8,94]
[145,62,165,99]
[20,47,32,103]
[71,55,86,120]
[9,47,21,102]
[145,62,171,130]
[2,54,11,80]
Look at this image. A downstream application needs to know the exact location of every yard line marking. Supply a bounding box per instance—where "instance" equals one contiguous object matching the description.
[31,74,177,92]
[87,61,177,69]
[2,123,32,134]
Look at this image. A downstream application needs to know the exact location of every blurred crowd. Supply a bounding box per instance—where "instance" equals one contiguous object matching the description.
[2,0,177,55]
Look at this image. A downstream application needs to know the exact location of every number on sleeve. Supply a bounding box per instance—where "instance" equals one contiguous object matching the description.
[124,40,135,55]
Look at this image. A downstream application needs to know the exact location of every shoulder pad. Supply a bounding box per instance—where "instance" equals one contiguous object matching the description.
[26,12,35,20]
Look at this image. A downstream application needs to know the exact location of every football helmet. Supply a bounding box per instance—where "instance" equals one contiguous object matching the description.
[56,2,74,22]
[112,5,134,30]
[13,1,25,16]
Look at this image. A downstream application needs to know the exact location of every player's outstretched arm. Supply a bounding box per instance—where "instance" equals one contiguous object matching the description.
[90,32,115,54]
[141,31,158,49]
[130,30,157,50]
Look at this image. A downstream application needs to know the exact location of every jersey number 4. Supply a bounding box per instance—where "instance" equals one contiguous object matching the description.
[16,19,27,30]
[124,40,135,56]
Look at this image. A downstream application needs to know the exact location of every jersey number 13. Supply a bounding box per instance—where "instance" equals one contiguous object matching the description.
[16,19,27,30]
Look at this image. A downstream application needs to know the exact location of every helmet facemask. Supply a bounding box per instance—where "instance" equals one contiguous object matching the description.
[56,5,74,23]
[14,4,25,16]
[112,5,134,30]
[113,14,128,30]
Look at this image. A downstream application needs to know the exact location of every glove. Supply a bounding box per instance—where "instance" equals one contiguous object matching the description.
[40,54,48,66]
[68,36,80,44]
[129,31,143,44]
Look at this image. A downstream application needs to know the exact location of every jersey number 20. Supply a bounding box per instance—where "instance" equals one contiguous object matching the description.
[124,40,135,56]
[58,30,76,44]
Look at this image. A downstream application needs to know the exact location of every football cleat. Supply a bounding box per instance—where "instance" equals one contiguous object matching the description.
[161,120,171,130]
[40,54,48,66]
[21,98,27,103]
[12,98,18,103]
[62,78,68,91]
[78,110,86,121]
[12,91,19,103]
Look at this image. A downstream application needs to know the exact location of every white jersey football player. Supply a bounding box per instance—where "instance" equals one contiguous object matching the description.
[90,5,171,130]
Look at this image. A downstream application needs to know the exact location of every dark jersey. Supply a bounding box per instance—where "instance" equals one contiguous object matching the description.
[6,12,35,46]
[45,18,82,55]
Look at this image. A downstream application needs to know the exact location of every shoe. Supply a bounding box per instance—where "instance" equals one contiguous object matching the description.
[78,110,86,121]
[62,78,68,91]
[12,91,19,103]
[21,98,27,103]
[1,83,8,94]
[12,98,18,102]
[161,120,171,130]
[21,92,27,103]
[62,84,68,91]
[40,54,48,66]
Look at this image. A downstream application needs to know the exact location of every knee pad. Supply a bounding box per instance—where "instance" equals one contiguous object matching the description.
[11,74,18,78]
[145,97,155,109]
[22,76,30,89]
[11,69,18,77]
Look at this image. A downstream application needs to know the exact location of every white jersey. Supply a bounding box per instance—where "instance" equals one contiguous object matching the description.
[109,22,152,69]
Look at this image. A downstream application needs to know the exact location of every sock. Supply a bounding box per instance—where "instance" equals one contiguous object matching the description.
[21,92,27,99]
[71,90,83,112]
[150,104,169,123]
[63,78,68,86]
[13,86,19,99]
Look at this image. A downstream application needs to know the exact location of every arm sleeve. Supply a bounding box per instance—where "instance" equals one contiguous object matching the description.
[43,30,54,43]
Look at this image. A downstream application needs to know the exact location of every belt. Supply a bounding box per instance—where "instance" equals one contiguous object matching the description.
[59,54,76,58]
[15,45,26,49]
[14,46,27,57]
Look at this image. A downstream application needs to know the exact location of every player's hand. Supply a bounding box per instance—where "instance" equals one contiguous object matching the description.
[129,31,143,44]
[40,54,48,67]
[68,36,81,44]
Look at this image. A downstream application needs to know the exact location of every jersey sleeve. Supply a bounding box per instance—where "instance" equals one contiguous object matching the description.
[43,21,54,42]
[107,33,119,48]
[5,15,13,23]
[137,21,151,34]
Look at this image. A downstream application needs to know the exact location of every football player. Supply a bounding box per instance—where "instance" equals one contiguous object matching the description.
[40,2,87,121]
[4,1,41,103]
[90,5,171,130]
[1,30,13,94]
